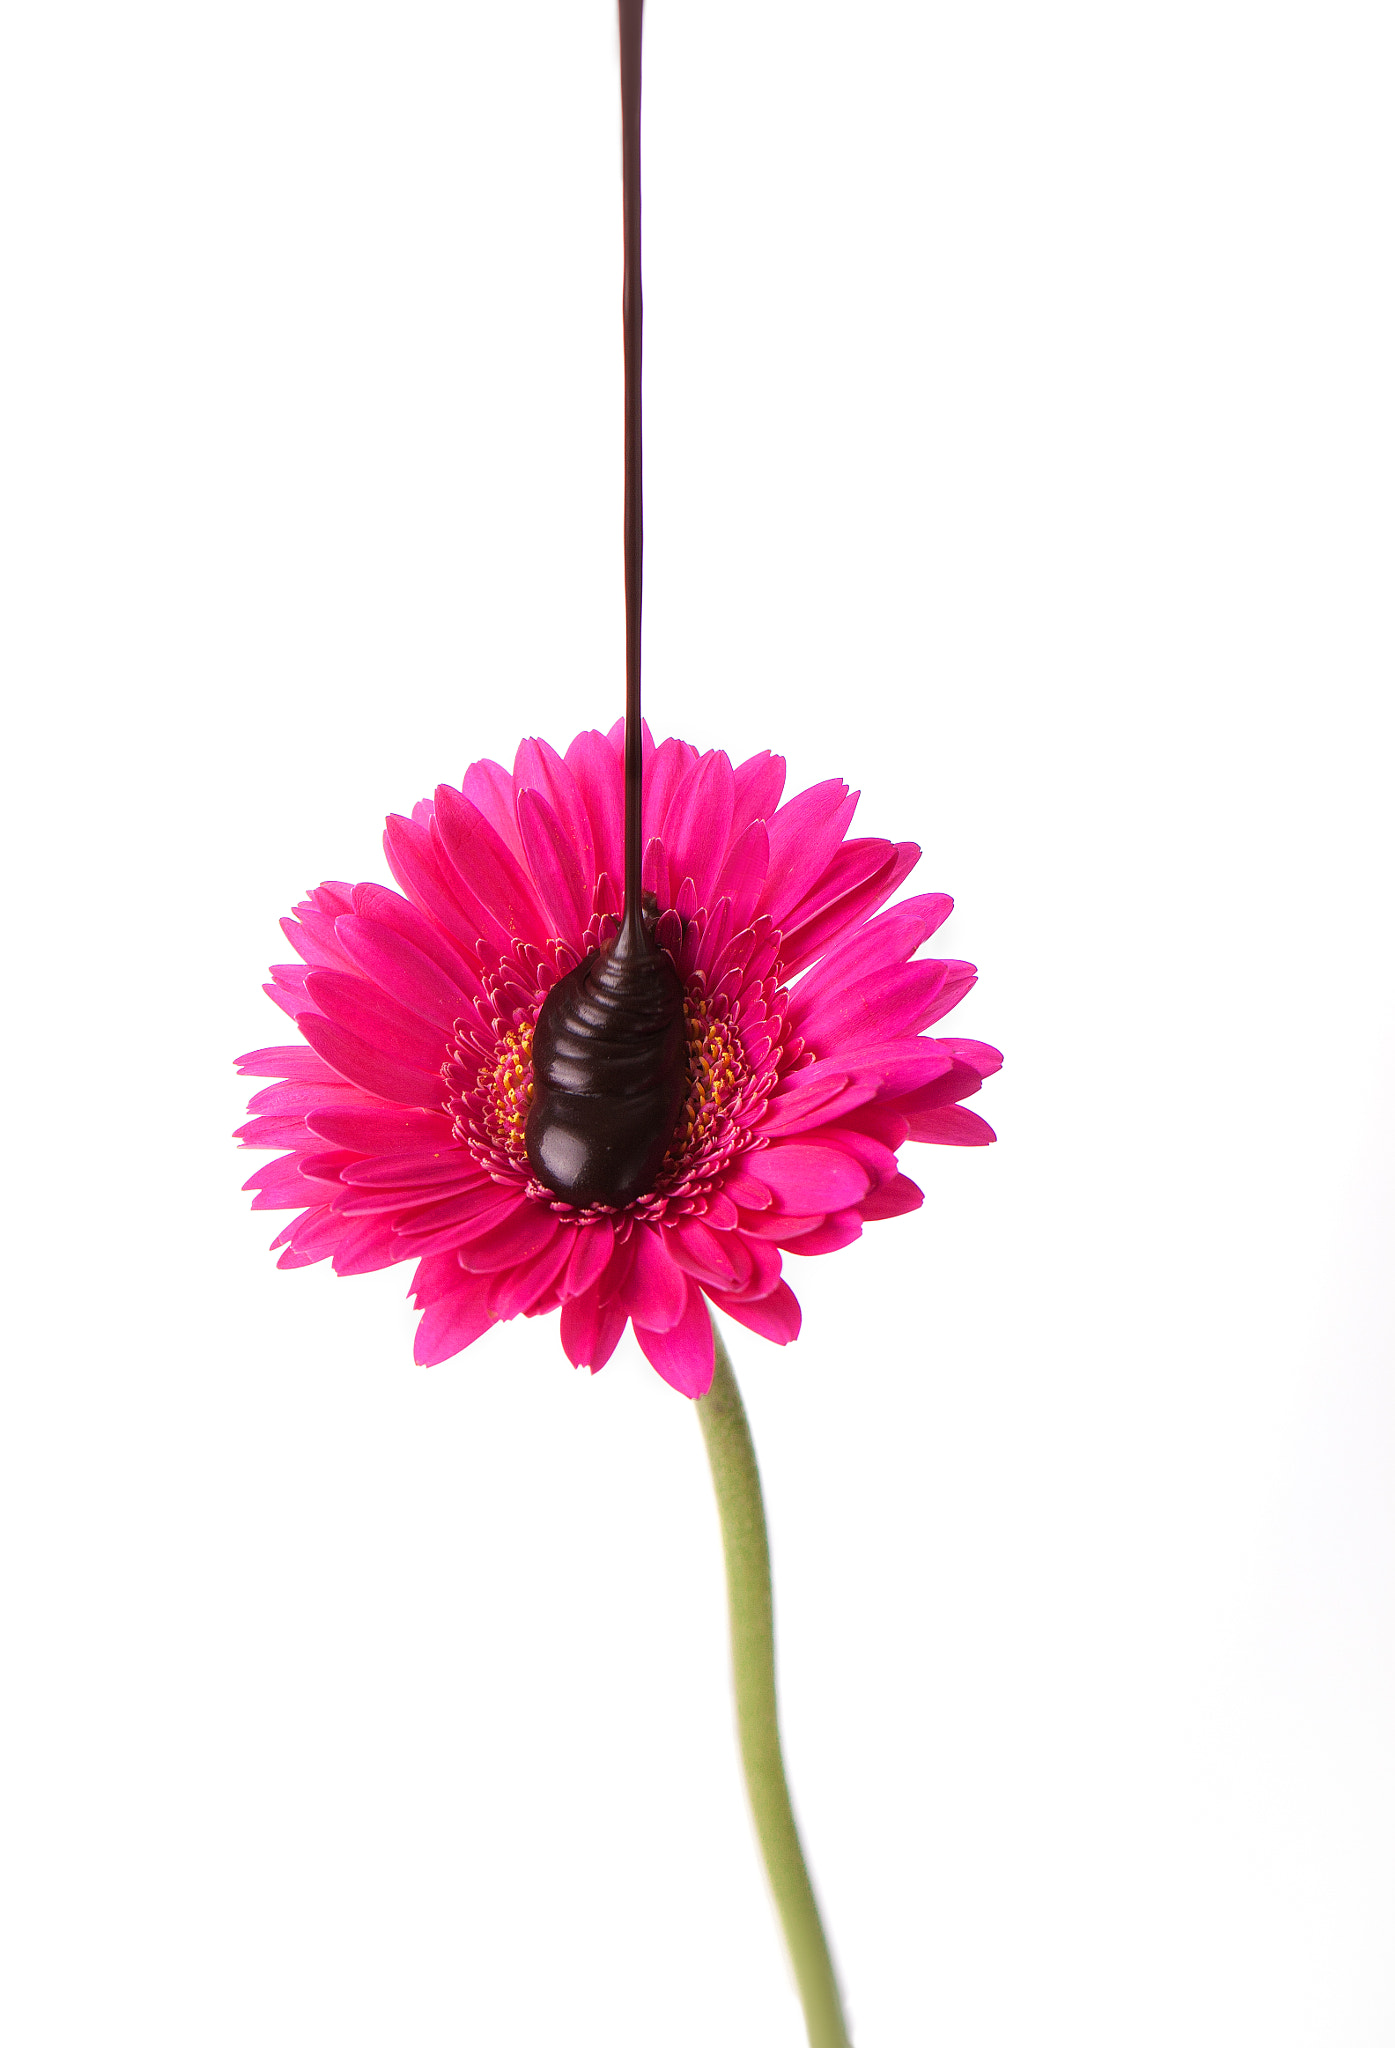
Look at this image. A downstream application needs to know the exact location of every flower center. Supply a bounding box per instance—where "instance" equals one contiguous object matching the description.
[450,964,759,1214]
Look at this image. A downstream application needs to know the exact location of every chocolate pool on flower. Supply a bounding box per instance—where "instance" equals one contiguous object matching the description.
[524,906,688,1210]
[235,724,1001,1399]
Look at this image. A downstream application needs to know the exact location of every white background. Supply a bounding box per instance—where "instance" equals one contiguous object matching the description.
[2,2,1392,2042]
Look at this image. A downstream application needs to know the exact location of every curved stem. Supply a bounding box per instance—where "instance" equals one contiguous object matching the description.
[696,1316,852,2048]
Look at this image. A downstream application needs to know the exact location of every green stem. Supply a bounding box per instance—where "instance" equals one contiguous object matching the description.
[696,1314,852,2048]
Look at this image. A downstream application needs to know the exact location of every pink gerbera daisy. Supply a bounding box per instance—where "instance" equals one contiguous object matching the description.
[235,722,1000,1398]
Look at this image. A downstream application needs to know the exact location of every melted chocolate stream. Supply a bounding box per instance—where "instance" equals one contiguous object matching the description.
[524,0,687,1209]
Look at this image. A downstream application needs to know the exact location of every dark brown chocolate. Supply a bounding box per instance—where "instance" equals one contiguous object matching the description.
[524,0,688,1208]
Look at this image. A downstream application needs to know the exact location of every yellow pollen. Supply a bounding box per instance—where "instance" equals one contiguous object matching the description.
[478,1020,535,1159]
[664,994,745,1169]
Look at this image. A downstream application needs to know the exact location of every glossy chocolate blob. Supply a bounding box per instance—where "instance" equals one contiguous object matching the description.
[525,913,687,1208]
[523,0,688,1209]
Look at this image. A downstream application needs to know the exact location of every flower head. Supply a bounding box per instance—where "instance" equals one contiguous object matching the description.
[235,723,1000,1397]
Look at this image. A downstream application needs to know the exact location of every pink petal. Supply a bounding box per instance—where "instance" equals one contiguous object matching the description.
[783,1211,863,1256]
[786,893,956,1032]
[936,1037,1004,1079]
[904,1104,997,1147]
[760,1076,888,1136]
[340,1147,479,1190]
[333,917,471,1034]
[796,960,972,1059]
[761,780,858,926]
[335,1175,472,1219]
[299,1013,445,1109]
[309,881,355,916]
[411,1253,471,1306]
[420,818,517,959]
[348,882,481,991]
[279,907,353,972]
[461,756,527,861]
[426,818,519,958]
[731,1234,783,1299]
[625,1225,688,1331]
[643,737,697,844]
[661,749,735,906]
[664,1216,738,1287]
[267,958,311,993]
[921,965,980,1027]
[384,811,499,961]
[730,750,787,836]
[780,841,922,974]
[234,1116,317,1151]
[514,736,594,887]
[642,834,671,910]
[721,1233,756,1289]
[777,837,894,940]
[836,1100,910,1142]
[414,1271,497,1365]
[264,969,316,1022]
[279,1207,344,1260]
[517,787,589,951]
[296,1148,361,1185]
[389,1184,517,1238]
[694,897,733,978]
[745,1140,871,1214]
[236,1043,350,1085]
[713,820,769,934]
[242,1154,318,1193]
[719,1167,772,1210]
[561,1219,615,1298]
[597,1230,638,1304]
[732,1209,827,1242]
[486,1229,574,1319]
[755,1072,853,1136]
[634,1279,715,1398]
[243,1155,321,1211]
[654,905,682,960]
[711,1280,802,1346]
[788,1037,954,1097]
[859,1172,925,1220]
[565,729,625,897]
[455,1199,562,1272]
[245,1078,357,1114]
[817,1128,900,1190]
[331,1217,406,1273]
[305,967,448,1072]
[432,784,550,947]
[398,1202,527,1258]
[305,1105,448,1151]
[886,1063,982,1115]
[559,1285,629,1372]
[675,863,701,922]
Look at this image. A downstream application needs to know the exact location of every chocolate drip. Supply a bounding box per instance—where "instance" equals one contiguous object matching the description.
[524,0,687,1208]
[527,902,686,1208]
